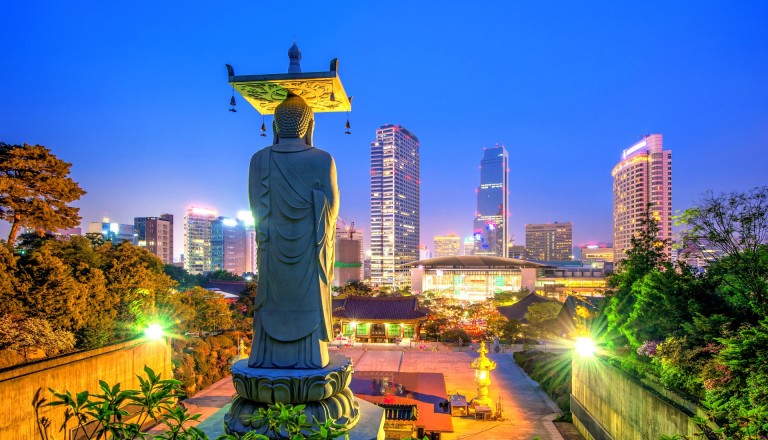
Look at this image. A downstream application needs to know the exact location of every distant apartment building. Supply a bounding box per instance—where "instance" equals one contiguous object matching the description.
[473,146,509,257]
[525,222,573,261]
[612,134,672,261]
[211,217,247,275]
[184,207,217,275]
[335,221,364,286]
[370,124,420,288]
[87,219,135,244]
[134,214,174,264]
[434,234,461,257]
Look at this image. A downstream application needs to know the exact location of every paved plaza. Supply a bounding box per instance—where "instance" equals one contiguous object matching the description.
[182,343,582,440]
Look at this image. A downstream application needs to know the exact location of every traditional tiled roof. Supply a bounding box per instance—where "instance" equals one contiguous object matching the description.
[202,280,247,296]
[333,296,430,321]
[496,292,561,323]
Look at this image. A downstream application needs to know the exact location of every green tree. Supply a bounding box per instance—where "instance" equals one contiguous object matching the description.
[15,246,89,332]
[0,143,85,244]
[494,290,523,306]
[603,207,669,347]
[206,269,244,281]
[525,302,562,338]
[179,287,233,333]
[678,186,768,318]
[0,315,76,361]
[0,243,22,316]
[338,280,373,297]
[621,263,721,347]
[164,264,205,290]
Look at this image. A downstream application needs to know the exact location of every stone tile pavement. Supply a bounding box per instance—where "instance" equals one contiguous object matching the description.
[170,344,581,440]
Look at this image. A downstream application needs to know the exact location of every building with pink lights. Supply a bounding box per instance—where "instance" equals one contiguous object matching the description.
[612,134,672,261]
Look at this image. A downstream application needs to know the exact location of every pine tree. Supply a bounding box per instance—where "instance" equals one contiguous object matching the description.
[0,143,86,244]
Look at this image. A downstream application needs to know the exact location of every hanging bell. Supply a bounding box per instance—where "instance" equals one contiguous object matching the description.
[345,118,351,135]
[330,91,336,101]
[260,121,267,137]
[230,96,236,106]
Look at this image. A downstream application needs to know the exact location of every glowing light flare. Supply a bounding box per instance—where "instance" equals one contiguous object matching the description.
[145,324,164,340]
[574,337,597,357]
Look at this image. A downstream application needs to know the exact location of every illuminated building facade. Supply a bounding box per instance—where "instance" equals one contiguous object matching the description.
[434,234,461,258]
[183,207,217,275]
[87,219,135,244]
[580,245,614,264]
[525,222,573,261]
[370,124,420,288]
[612,134,672,261]
[134,214,173,264]
[534,266,607,300]
[408,256,544,303]
[211,216,247,275]
[473,146,509,257]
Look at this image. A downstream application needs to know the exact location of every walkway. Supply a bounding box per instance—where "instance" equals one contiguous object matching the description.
[168,344,581,440]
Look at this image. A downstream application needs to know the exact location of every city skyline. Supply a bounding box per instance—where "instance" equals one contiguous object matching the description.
[2,2,768,259]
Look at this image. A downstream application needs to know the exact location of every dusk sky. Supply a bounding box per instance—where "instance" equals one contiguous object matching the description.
[2,1,767,260]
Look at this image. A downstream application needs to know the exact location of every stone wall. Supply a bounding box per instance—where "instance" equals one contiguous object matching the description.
[571,356,702,440]
[0,337,172,440]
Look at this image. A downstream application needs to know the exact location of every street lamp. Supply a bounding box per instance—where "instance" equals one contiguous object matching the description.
[470,341,497,407]
[574,337,596,357]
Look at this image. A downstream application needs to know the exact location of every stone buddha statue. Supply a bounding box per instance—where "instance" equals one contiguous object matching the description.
[248,91,339,369]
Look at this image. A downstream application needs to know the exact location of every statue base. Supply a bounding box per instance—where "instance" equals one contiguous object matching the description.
[225,354,361,436]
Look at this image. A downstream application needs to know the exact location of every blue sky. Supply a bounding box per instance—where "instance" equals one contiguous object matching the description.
[2,1,767,259]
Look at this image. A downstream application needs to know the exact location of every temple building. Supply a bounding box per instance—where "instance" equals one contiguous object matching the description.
[333,296,429,343]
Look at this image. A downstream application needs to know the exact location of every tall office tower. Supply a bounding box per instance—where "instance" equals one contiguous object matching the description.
[525,222,573,261]
[134,214,174,264]
[334,221,364,286]
[184,207,217,275]
[87,218,135,244]
[370,124,420,288]
[473,146,509,257]
[612,134,672,261]
[211,217,247,275]
[434,234,461,257]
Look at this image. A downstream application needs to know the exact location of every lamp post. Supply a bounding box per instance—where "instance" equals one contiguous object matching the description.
[470,341,497,407]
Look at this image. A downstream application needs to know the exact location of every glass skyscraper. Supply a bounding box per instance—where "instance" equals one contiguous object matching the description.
[473,146,509,257]
[370,124,420,288]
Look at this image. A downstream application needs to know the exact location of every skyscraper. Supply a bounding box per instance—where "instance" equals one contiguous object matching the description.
[211,216,247,275]
[473,146,509,257]
[434,234,461,258]
[134,214,174,264]
[612,134,672,261]
[525,222,573,261]
[184,207,217,275]
[370,124,420,288]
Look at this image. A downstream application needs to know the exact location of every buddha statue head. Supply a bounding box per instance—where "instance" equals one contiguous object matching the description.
[273,91,314,146]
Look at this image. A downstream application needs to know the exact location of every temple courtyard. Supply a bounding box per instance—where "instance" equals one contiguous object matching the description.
[180,343,582,440]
